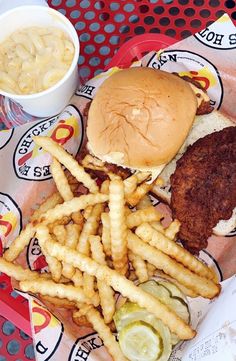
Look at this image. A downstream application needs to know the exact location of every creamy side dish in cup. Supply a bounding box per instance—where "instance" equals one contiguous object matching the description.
[0,5,80,117]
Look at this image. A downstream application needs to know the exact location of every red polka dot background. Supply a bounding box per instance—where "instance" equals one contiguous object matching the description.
[48,0,236,81]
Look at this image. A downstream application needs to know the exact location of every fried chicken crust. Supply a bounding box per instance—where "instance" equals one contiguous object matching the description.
[170,126,236,253]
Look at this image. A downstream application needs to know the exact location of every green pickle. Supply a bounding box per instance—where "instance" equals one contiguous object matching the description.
[114,279,191,360]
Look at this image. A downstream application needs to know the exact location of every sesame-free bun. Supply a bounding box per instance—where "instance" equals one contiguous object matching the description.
[87,67,198,169]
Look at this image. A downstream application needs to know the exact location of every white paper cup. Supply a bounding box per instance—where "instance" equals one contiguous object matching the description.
[0,5,80,117]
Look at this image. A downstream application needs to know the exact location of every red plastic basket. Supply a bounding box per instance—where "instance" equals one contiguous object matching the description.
[1,0,236,359]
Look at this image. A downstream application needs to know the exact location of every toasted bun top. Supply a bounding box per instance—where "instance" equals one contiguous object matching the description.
[87,67,198,168]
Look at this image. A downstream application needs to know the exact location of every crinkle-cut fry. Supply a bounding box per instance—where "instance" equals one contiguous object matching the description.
[83,272,97,301]
[41,295,76,309]
[124,172,151,195]
[127,231,220,299]
[128,270,137,281]
[107,172,120,181]
[78,204,103,296]
[85,307,128,361]
[90,235,115,324]
[128,251,149,283]
[89,236,106,265]
[126,207,162,229]
[33,136,98,193]
[154,270,198,298]
[0,258,40,281]
[65,223,80,249]
[52,225,67,245]
[126,183,153,207]
[47,216,71,232]
[40,242,62,282]
[109,179,128,275]
[135,223,215,281]
[77,203,104,256]
[136,194,153,210]
[82,154,106,169]
[146,262,156,278]
[100,179,110,195]
[20,278,98,306]
[4,223,35,262]
[101,212,111,257]
[37,193,108,225]
[42,237,196,340]
[30,192,63,222]
[71,269,83,287]
[77,204,104,256]
[150,221,165,234]
[73,304,93,318]
[71,211,84,229]
[165,219,181,240]
[124,174,138,195]
[83,205,93,220]
[51,158,74,201]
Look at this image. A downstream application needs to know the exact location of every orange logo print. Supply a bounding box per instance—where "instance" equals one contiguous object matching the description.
[0,211,18,244]
[178,67,217,91]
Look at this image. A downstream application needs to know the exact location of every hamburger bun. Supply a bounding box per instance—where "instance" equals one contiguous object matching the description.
[87,67,198,173]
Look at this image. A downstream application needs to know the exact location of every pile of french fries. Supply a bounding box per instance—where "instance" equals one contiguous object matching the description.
[0,136,221,361]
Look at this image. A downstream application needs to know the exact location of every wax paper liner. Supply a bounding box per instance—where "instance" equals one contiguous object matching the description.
[0,12,236,361]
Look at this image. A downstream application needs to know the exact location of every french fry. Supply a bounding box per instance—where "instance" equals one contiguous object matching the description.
[128,251,149,283]
[33,136,98,193]
[127,230,220,299]
[146,262,156,278]
[73,313,92,328]
[20,278,98,306]
[77,203,104,255]
[47,216,71,232]
[124,172,150,195]
[150,221,165,234]
[41,235,196,340]
[41,295,76,309]
[126,206,162,229]
[51,158,74,201]
[84,307,128,361]
[4,223,35,262]
[52,225,67,245]
[164,219,181,240]
[71,211,84,229]
[135,223,215,281]
[78,204,103,298]
[90,235,115,324]
[82,154,107,172]
[71,269,83,287]
[40,242,62,282]
[101,212,111,257]
[83,205,93,220]
[100,179,110,195]
[109,178,128,275]
[30,192,63,222]
[154,270,198,298]
[136,194,153,210]
[0,258,40,281]
[83,272,97,299]
[124,174,138,195]
[126,182,153,207]
[62,224,80,279]
[37,193,108,225]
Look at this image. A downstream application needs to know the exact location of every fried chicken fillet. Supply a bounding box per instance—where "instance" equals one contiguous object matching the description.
[170,126,236,254]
